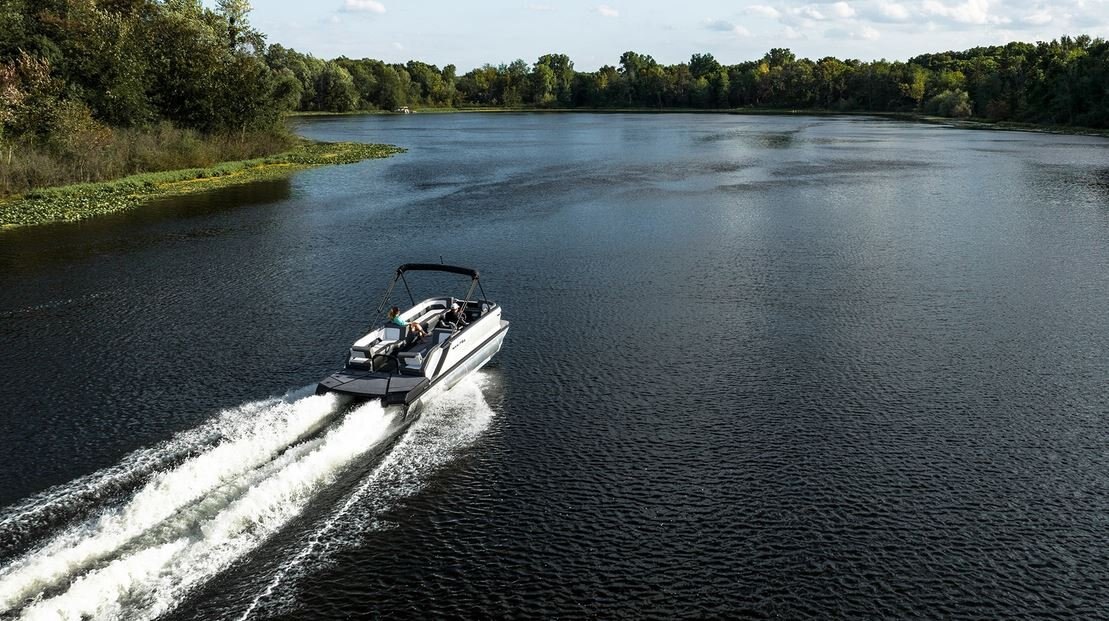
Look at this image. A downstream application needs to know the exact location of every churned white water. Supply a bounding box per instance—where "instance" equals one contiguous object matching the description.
[0,375,495,621]
[238,374,497,619]
[0,388,397,620]
[0,385,317,547]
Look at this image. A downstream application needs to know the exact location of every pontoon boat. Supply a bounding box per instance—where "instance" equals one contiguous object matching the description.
[315,264,509,412]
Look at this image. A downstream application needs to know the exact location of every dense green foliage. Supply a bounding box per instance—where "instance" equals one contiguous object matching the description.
[273,38,1109,128]
[0,0,288,132]
[0,140,403,227]
[0,0,298,196]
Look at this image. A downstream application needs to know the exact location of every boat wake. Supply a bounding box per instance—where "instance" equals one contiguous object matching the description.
[0,386,321,559]
[0,375,496,620]
[238,375,497,620]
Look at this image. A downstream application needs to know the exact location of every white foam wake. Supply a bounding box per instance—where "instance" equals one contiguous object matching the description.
[0,374,497,621]
[238,374,497,620]
[16,399,400,621]
[0,385,316,550]
[0,387,391,620]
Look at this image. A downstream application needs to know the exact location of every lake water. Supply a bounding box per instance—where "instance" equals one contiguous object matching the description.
[1,113,1108,619]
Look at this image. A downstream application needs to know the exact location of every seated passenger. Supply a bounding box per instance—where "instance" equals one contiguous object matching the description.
[388,306,428,341]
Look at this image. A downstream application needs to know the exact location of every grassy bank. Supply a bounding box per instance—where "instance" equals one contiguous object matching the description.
[0,126,300,198]
[0,140,403,229]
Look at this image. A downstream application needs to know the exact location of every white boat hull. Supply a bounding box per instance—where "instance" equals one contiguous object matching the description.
[409,321,508,412]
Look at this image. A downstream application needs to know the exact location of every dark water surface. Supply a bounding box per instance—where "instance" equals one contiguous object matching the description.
[2,114,1109,618]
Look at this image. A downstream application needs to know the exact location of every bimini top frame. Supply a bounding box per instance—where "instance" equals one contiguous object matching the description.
[377,263,490,316]
[397,263,479,279]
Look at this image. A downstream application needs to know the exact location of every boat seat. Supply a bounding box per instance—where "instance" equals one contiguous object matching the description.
[350,336,403,368]
[348,327,412,363]
[384,310,441,337]
[382,326,406,341]
[411,310,441,332]
[396,349,424,372]
[347,343,375,368]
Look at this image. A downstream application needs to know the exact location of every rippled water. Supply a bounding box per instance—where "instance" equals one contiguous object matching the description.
[2,114,1109,618]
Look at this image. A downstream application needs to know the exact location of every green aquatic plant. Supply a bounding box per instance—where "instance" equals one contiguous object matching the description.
[0,140,403,229]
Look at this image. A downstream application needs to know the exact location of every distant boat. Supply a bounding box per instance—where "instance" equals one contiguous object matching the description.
[316,263,509,416]
[394,106,413,114]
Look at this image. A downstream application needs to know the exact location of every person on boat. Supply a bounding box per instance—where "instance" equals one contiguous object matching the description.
[442,302,468,330]
[388,306,428,340]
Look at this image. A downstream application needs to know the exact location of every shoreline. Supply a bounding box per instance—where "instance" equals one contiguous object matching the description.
[4,110,1104,231]
[289,107,1109,138]
[0,140,404,230]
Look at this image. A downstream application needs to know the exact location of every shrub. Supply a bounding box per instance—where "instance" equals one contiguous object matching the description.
[925,89,973,118]
[985,99,1011,121]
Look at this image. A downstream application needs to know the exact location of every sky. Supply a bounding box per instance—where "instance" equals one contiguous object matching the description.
[215,0,1109,70]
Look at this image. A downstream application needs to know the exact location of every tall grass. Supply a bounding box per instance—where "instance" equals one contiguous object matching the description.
[0,124,294,197]
[0,141,404,228]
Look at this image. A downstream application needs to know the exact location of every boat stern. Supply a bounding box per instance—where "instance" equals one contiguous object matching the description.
[316,370,429,406]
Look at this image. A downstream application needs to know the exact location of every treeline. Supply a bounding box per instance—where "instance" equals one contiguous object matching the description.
[275,36,1109,128]
[0,0,296,194]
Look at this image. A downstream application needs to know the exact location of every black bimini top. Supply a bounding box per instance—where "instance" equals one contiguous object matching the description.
[396,263,479,279]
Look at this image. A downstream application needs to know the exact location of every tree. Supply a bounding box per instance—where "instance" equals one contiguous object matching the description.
[48,100,112,180]
[536,53,574,105]
[0,51,61,140]
[216,0,261,51]
[458,64,497,105]
[54,2,154,127]
[376,65,406,110]
[315,62,358,112]
[689,53,721,79]
[708,68,730,108]
[271,67,302,112]
[531,63,555,106]
[336,58,379,109]
[0,0,27,59]
[437,64,457,106]
[815,57,850,108]
[900,65,928,110]
[405,60,446,105]
[145,1,227,130]
[498,59,529,106]
[219,54,282,134]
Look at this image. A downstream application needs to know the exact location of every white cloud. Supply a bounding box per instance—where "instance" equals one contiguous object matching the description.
[921,0,1008,25]
[746,4,781,18]
[527,3,555,11]
[1021,10,1053,25]
[392,41,404,50]
[783,3,854,22]
[783,25,805,39]
[830,2,856,18]
[876,1,911,21]
[597,4,619,17]
[704,19,753,35]
[826,24,880,39]
[798,5,826,19]
[857,24,881,39]
[1068,5,1107,28]
[342,0,385,13]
